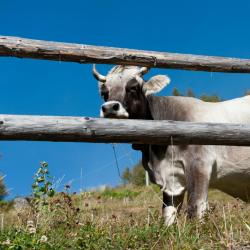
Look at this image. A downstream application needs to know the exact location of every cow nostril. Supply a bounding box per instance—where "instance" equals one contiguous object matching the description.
[113,103,120,111]
[102,106,106,113]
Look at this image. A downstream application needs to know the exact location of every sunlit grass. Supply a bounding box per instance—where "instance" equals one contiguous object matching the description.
[0,186,249,249]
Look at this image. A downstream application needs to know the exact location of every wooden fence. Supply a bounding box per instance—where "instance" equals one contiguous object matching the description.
[0,35,250,145]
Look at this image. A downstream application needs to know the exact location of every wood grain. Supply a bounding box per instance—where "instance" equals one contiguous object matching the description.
[0,114,250,145]
[1,35,250,72]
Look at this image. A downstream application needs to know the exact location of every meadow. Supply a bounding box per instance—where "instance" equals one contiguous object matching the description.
[0,185,249,249]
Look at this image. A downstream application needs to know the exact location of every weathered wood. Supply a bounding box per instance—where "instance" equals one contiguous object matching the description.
[1,114,250,145]
[1,35,250,72]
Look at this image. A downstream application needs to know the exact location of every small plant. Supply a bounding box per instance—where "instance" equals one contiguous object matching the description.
[32,161,55,207]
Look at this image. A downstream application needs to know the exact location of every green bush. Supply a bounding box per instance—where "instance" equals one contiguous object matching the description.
[122,162,145,186]
[0,176,7,200]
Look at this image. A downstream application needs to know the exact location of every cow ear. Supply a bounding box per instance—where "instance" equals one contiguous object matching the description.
[143,75,170,96]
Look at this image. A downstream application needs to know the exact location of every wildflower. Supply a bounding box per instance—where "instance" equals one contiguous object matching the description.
[40,235,48,243]
[27,220,34,227]
[27,220,36,234]
[2,239,11,245]
[28,227,36,234]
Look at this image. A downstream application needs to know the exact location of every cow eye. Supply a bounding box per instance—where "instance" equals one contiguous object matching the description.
[127,85,138,93]
[130,86,137,92]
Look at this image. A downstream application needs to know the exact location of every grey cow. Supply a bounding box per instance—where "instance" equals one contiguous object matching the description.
[93,64,250,225]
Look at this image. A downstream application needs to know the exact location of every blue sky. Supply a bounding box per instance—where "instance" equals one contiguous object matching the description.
[1,0,250,198]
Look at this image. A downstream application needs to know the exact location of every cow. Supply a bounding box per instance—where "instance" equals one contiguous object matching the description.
[92,64,250,225]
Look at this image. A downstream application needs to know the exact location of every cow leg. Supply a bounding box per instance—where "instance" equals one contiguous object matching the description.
[186,160,211,219]
[162,191,185,226]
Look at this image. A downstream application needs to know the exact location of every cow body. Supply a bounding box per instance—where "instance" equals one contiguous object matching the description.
[93,65,250,225]
[143,95,250,224]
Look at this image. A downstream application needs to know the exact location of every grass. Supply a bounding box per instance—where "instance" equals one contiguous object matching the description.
[0,186,249,249]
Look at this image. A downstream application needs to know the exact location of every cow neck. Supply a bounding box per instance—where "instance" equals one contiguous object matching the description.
[144,97,153,120]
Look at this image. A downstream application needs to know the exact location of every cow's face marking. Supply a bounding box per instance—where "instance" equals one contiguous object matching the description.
[93,65,170,119]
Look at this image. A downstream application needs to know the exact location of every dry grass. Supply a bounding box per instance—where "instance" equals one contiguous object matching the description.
[0,186,249,249]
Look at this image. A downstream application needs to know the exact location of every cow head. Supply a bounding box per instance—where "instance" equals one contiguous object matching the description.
[93,65,170,119]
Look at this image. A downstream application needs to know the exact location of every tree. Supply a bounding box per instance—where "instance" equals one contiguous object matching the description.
[0,176,7,200]
[200,94,221,102]
[172,87,221,102]
[244,90,250,96]
[121,167,131,185]
[172,87,182,96]
[130,162,145,186]
[187,89,195,97]
[121,162,145,186]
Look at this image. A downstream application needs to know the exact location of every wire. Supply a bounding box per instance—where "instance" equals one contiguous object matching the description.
[111,143,122,179]
[170,136,174,205]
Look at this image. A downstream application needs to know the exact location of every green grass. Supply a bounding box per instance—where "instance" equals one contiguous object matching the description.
[0,186,249,249]
[100,187,140,200]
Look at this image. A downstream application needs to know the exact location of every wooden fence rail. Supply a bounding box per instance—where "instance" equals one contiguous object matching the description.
[1,35,250,73]
[1,36,250,146]
[0,114,250,146]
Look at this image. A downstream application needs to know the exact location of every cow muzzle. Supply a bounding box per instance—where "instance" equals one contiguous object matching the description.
[100,101,129,118]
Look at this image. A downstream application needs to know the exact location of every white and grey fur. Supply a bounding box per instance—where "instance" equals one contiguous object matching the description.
[93,64,250,226]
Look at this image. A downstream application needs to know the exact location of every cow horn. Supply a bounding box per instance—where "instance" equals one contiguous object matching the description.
[92,64,106,83]
[140,67,150,76]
